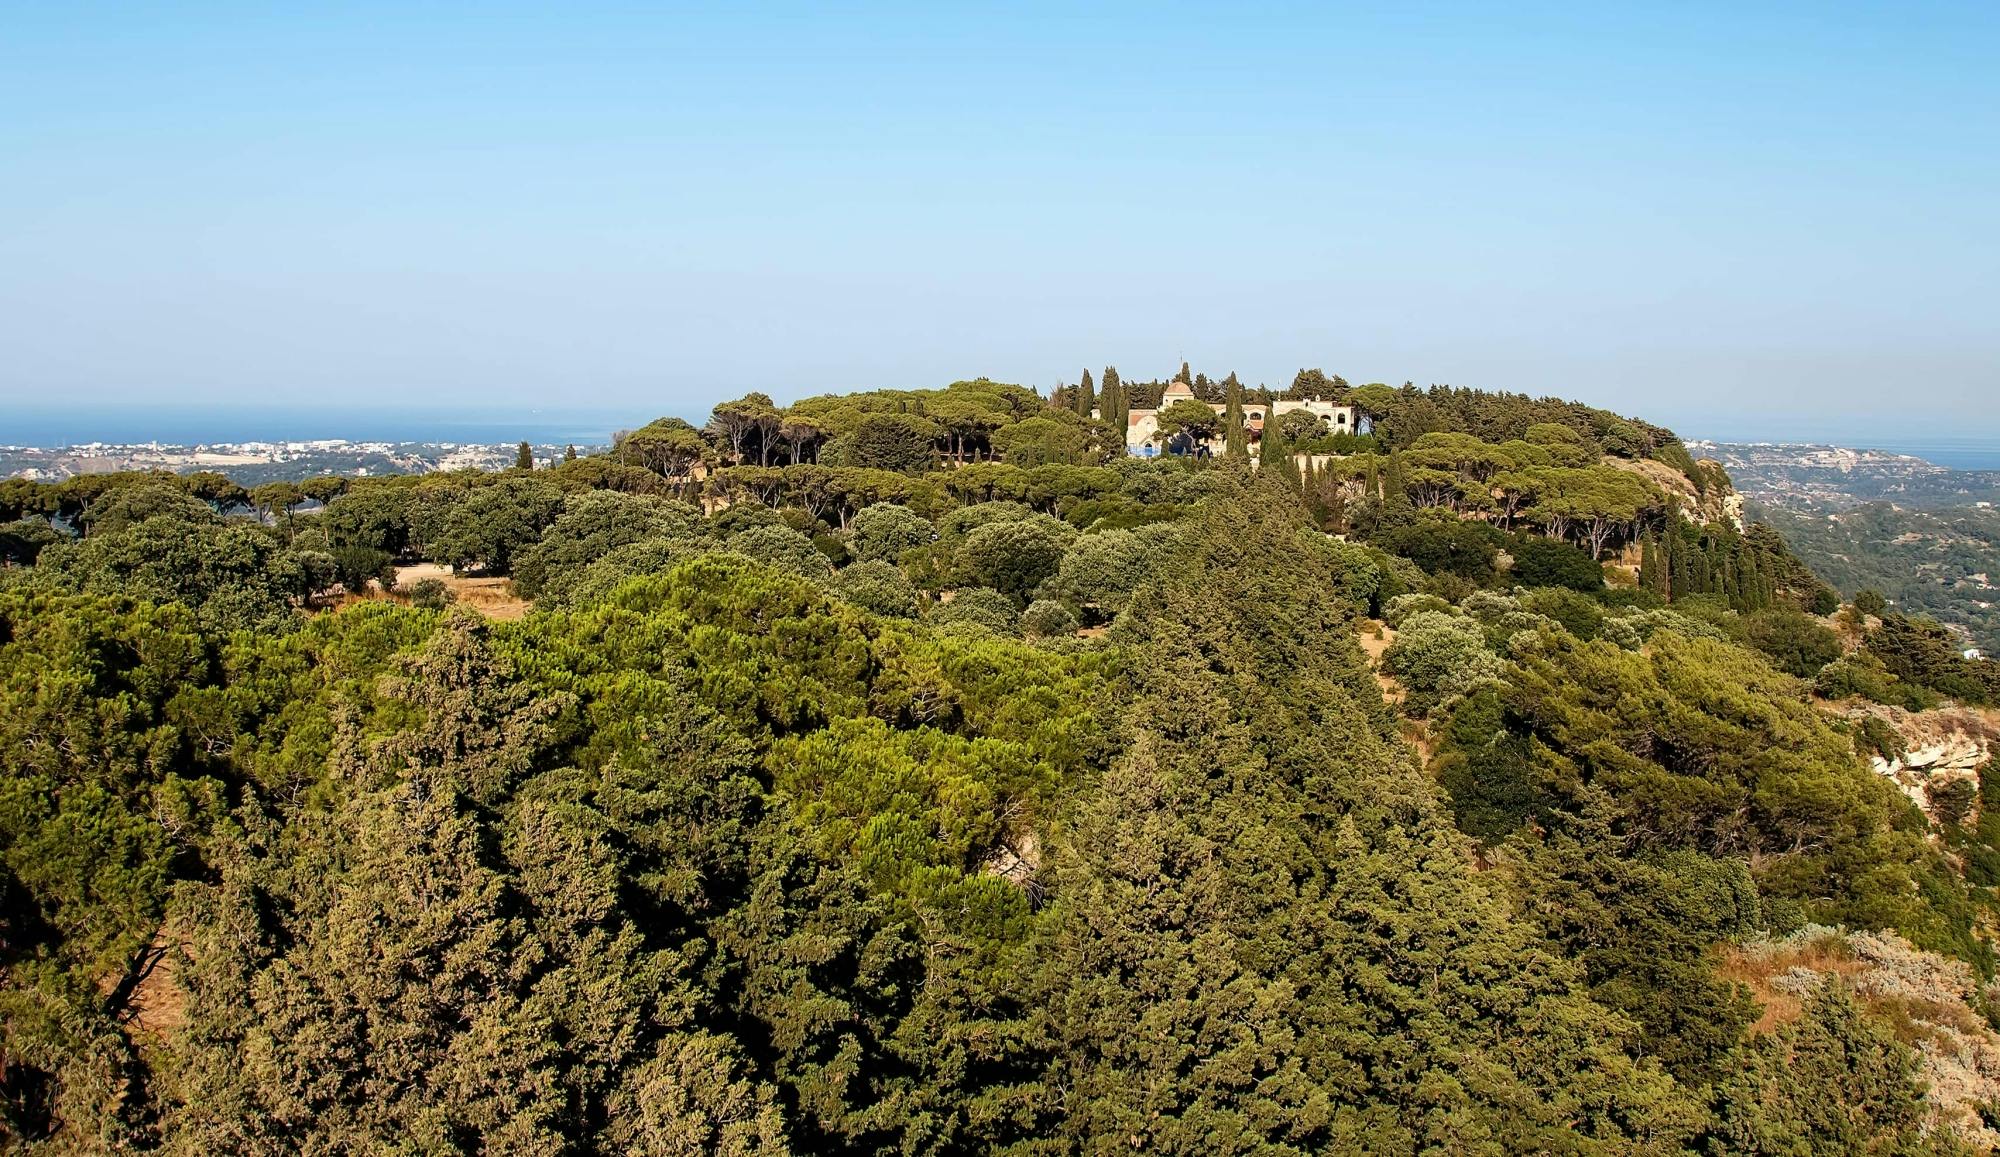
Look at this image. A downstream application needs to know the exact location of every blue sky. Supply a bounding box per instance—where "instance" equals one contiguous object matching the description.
[1,1,1995,438]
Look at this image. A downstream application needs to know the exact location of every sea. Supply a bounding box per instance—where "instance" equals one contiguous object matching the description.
[0,404,695,450]
[1694,432,2000,471]
[4,403,2000,471]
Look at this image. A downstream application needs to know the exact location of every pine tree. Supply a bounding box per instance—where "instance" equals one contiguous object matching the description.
[515,441,535,470]
[1075,368,1096,418]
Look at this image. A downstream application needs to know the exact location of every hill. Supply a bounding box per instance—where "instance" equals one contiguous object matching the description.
[1,368,1997,1152]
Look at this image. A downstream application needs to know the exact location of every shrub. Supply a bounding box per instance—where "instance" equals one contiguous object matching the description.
[1374,517,1503,583]
[1510,534,1605,592]
[829,560,919,618]
[401,577,455,610]
[331,546,397,595]
[1036,525,1178,621]
[1520,588,1605,641]
[728,524,834,580]
[1020,599,1079,639]
[1384,610,1502,716]
[848,503,937,564]
[1382,593,1451,627]
[925,586,1019,635]
[1742,608,1843,678]
[959,517,1073,604]
[1815,655,1937,711]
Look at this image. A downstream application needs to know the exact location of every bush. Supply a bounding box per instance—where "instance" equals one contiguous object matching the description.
[1036,525,1178,622]
[925,586,1019,635]
[1597,586,1666,611]
[848,503,937,563]
[1520,588,1605,641]
[829,560,919,618]
[1510,534,1605,592]
[1373,517,1503,584]
[937,501,1036,538]
[1852,715,1906,764]
[401,577,455,610]
[959,517,1073,604]
[331,546,397,595]
[1020,599,1079,639]
[1384,610,1503,716]
[1854,589,1888,617]
[728,524,834,580]
[1814,654,1937,712]
[1382,593,1450,628]
[1742,608,1843,678]
[812,534,851,567]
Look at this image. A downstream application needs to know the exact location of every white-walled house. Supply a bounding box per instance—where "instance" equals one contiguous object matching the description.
[1098,380,1357,456]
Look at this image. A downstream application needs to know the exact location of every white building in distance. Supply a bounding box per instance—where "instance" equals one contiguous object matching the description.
[1098,379,1358,456]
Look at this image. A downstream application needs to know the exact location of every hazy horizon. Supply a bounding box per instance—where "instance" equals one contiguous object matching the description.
[8,396,2000,469]
[4,3,1996,432]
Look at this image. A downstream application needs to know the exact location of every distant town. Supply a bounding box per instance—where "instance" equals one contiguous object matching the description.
[0,437,607,487]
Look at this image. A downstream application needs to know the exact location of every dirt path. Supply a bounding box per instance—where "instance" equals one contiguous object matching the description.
[1356,620,1406,707]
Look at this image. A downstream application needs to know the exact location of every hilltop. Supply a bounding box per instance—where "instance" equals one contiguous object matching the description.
[3,367,1999,1152]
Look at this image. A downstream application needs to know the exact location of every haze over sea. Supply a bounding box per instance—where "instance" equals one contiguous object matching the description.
[6,402,2000,471]
[0,404,678,450]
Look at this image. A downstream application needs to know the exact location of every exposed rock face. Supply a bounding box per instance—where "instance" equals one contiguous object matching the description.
[1841,704,1996,822]
[1602,454,1742,529]
[983,830,1042,899]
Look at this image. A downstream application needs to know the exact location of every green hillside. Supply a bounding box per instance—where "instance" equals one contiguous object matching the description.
[2,371,1995,1152]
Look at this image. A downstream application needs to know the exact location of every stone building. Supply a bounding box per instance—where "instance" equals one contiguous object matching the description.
[1099,379,1358,457]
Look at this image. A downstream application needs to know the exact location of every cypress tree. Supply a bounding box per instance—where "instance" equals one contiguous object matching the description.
[1076,369,1096,418]
[515,441,534,470]
[1106,375,1129,454]
[1383,451,1410,509]
[1258,392,1283,471]
[563,443,577,463]
[1638,534,1660,596]
[1223,376,1248,459]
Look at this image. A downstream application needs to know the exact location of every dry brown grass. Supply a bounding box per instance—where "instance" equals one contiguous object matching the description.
[1356,620,1406,706]
[389,564,532,621]
[1717,933,1866,1035]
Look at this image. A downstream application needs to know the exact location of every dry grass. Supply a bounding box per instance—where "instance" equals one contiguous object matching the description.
[389,563,532,621]
[1356,620,1406,706]
[1717,933,1866,1035]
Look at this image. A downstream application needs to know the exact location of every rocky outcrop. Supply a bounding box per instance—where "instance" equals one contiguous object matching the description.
[982,830,1043,900]
[1603,454,1742,529]
[1837,704,1995,822]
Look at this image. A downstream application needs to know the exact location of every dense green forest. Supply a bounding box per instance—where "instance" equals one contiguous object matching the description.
[3,369,1999,1152]
[1753,501,2000,657]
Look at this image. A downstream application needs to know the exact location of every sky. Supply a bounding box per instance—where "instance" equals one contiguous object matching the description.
[1,1,1996,440]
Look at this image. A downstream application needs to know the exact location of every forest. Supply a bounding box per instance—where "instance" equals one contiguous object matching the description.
[3,368,1999,1153]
